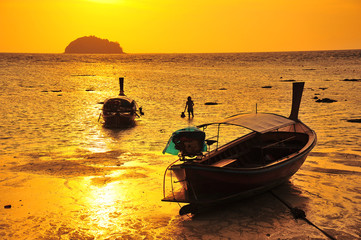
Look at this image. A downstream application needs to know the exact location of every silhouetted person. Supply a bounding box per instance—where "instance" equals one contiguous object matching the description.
[184,96,194,118]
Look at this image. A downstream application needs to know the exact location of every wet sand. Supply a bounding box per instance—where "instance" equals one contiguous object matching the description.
[1,153,346,240]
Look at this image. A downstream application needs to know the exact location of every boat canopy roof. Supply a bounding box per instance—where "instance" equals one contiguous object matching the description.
[104,96,135,104]
[103,96,137,108]
[198,113,296,134]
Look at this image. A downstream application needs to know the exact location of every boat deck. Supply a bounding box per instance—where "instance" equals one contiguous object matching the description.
[199,131,309,169]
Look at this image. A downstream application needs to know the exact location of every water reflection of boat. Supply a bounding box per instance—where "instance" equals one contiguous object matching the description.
[162,82,317,215]
[100,78,143,128]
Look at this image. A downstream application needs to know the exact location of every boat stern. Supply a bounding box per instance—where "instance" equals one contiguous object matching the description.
[162,162,198,203]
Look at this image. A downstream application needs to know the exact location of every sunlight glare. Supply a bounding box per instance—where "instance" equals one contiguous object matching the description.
[85,0,123,4]
[86,180,126,229]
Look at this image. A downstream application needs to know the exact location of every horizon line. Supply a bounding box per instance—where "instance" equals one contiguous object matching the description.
[0,48,360,55]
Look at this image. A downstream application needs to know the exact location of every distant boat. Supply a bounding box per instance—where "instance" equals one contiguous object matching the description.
[162,82,317,215]
[99,77,143,128]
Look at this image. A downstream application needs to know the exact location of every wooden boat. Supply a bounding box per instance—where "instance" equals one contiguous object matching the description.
[162,82,317,215]
[100,77,143,128]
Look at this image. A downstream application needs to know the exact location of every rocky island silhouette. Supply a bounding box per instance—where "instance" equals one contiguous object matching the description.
[64,36,124,54]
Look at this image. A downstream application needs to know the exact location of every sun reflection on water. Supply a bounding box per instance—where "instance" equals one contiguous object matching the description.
[84,174,127,232]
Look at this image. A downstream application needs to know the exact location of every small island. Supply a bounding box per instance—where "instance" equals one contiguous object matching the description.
[64,36,124,54]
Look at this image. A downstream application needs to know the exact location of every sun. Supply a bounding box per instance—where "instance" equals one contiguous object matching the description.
[85,0,122,4]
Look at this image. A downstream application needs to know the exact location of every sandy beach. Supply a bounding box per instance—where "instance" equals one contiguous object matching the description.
[1,150,358,239]
[1,51,360,239]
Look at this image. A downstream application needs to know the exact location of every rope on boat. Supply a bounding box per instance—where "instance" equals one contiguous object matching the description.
[270,191,336,240]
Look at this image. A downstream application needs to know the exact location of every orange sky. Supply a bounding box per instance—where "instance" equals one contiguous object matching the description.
[1,0,361,53]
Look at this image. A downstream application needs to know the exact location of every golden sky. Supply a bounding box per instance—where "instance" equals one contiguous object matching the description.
[1,0,361,53]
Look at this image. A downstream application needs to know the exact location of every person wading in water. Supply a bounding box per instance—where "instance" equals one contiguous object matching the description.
[184,96,194,118]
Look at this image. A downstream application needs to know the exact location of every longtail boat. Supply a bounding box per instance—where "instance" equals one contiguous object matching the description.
[100,77,143,128]
[162,82,317,215]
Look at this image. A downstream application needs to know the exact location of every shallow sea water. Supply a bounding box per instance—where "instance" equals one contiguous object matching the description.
[0,51,360,239]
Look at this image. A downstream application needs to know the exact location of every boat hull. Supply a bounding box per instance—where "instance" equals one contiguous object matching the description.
[164,134,316,205]
[103,113,136,128]
[101,96,138,128]
[182,152,307,199]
